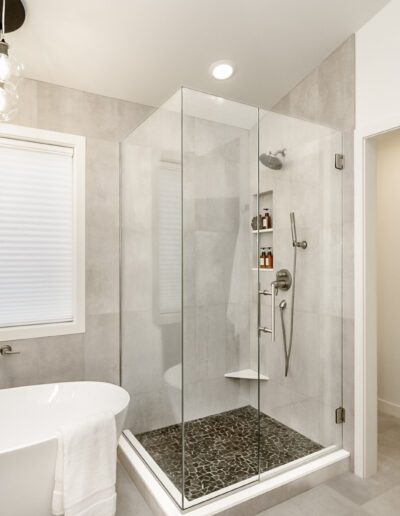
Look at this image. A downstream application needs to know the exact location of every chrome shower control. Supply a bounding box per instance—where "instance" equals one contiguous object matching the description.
[0,345,20,357]
[274,269,292,291]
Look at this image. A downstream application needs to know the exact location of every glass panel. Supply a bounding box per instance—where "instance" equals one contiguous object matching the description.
[119,89,343,510]
[181,89,259,507]
[257,109,343,475]
[120,90,183,506]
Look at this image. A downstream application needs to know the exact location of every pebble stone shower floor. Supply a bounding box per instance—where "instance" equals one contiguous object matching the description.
[135,405,323,501]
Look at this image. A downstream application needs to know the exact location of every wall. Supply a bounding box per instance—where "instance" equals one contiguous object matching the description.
[272,36,355,458]
[356,0,400,129]
[354,0,400,474]
[376,130,400,417]
[0,78,152,388]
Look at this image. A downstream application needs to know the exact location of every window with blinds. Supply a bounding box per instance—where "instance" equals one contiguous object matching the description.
[155,160,182,323]
[0,136,76,331]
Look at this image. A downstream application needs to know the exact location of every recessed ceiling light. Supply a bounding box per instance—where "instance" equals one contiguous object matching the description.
[209,60,236,80]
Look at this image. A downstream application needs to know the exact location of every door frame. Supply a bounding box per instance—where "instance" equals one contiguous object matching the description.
[354,114,400,477]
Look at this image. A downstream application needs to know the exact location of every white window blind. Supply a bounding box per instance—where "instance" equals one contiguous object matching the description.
[0,137,74,328]
[158,161,181,316]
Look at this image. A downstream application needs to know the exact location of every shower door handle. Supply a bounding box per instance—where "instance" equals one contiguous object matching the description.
[258,286,276,341]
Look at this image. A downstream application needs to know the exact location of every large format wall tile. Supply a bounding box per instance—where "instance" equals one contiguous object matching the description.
[84,313,120,383]
[1,79,152,389]
[270,35,355,459]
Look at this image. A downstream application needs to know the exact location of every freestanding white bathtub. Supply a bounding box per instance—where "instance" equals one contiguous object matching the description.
[0,381,130,516]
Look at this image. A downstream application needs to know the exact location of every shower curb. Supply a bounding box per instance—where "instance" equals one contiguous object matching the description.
[118,436,350,515]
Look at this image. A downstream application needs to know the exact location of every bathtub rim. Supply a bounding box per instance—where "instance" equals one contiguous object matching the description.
[0,380,130,454]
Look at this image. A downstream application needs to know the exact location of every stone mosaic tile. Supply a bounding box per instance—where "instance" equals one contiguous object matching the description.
[135,405,323,501]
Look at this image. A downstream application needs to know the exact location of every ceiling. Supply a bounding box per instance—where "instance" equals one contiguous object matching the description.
[7,0,389,109]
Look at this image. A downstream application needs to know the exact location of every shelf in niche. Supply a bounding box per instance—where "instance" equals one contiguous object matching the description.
[251,228,273,234]
[224,369,269,381]
[252,268,274,272]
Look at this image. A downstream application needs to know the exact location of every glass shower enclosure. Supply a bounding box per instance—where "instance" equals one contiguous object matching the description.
[120,88,343,509]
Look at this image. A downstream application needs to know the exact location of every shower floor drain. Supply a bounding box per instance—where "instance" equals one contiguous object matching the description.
[135,405,323,501]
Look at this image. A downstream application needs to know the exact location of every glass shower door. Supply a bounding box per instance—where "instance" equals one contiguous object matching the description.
[181,89,260,508]
[120,88,344,511]
[256,109,343,476]
[120,90,184,506]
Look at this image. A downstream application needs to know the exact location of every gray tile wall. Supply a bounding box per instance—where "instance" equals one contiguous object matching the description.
[250,112,344,448]
[273,36,355,464]
[0,79,152,389]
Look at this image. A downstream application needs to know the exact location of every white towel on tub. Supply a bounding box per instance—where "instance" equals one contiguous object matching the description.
[52,410,117,516]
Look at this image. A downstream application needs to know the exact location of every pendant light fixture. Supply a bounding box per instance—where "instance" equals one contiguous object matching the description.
[0,0,24,121]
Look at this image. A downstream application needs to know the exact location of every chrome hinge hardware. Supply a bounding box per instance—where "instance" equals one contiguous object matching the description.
[335,407,346,424]
[335,153,344,170]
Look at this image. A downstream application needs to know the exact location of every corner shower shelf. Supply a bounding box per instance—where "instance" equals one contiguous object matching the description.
[252,268,274,272]
[224,369,269,381]
[251,228,273,234]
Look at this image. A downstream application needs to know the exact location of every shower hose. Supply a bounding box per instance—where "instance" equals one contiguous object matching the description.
[280,244,297,377]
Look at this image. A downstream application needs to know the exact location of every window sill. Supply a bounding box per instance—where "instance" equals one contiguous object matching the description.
[0,319,85,342]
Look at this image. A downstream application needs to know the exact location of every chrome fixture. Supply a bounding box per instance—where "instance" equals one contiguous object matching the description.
[259,148,287,170]
[279,212,307,376]
[290,211,307,249]
[259,269,292,342]
[258,288,275,337]
[0,344,20,356]
[279,299,287,310]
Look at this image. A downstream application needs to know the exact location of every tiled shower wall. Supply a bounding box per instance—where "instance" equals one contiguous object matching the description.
[273,36,355,463]
[0,79,152,388]
[249,112,343,449]
[182,114,253,425]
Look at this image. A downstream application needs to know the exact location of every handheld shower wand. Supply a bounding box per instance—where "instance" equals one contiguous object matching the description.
[290,212,307,249]
[280,212,308,376]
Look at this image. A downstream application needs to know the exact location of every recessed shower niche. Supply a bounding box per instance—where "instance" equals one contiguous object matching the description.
[252,189,274,271]
[120,88,344,509]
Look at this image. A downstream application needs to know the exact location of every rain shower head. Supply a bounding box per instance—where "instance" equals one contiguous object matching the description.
[259,148,287,170]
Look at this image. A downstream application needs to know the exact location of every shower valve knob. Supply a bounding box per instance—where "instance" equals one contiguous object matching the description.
[0,345,20,357]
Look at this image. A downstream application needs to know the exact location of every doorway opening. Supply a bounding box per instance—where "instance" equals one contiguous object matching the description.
[376,129,400,464]
[355,122,400,478]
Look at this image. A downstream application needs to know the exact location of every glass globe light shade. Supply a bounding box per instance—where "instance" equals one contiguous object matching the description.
[0,52,11,81]
[0,40,23,121]
[0,82,18,121]
[0,48,23,84]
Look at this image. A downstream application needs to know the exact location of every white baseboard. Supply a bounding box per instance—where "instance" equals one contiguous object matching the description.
[378,398,400,418]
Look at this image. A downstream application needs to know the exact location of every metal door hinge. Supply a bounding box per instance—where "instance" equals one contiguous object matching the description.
[335,154,344,170]
[335,407,346,424]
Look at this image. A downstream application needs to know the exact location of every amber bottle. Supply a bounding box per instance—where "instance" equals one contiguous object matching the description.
[259,247,267,268]
[266,247,274,269]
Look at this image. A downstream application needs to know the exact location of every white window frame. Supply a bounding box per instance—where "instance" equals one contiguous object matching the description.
[0,123,85,341]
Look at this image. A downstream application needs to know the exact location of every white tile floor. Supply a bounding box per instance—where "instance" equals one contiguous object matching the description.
[116,413,400,516]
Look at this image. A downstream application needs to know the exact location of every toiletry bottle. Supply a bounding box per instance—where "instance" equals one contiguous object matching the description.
[260,248,267,268]
[266,247,273,269]
[263,208,272,229]
[262,209,268,229]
